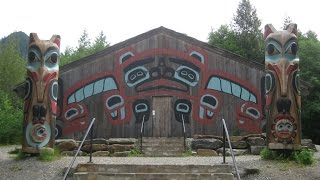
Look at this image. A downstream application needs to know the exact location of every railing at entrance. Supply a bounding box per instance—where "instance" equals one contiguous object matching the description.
[182,114,186,151]
[62,117,96,180]
[140,115,146,152]
[221,118,241,180]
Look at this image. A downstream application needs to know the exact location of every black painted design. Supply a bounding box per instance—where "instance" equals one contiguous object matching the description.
[174,99,192,123]
[133,99,150,123]
[24,78,32,100]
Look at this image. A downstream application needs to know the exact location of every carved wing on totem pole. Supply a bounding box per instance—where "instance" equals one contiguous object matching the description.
[22,33,60,153]
[264,23,301,150]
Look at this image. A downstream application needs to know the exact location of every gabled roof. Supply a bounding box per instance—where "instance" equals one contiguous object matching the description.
[61,26,264,73]
[13,26,312,97]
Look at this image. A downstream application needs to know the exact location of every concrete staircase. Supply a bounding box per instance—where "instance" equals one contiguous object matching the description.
[72,163,234,180]
[141,137,185,157]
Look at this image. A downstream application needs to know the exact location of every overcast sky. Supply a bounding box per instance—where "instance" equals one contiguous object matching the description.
[1,0,319,51]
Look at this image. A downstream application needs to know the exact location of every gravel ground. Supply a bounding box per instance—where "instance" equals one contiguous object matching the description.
[0,145,319,180]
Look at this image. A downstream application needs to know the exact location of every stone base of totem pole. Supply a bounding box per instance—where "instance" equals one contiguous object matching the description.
[22,147,54,154]
[268,143,301,150]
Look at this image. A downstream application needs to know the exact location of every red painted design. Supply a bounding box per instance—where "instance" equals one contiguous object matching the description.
[60,47,263,135]
[51,101,57,114]
[62,103,89,134]
[236,102,263,133]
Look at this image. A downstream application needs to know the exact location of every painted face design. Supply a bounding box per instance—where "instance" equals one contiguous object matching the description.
[133,99,150,123]
[271,113,297,143]
[123,56,200,93]
[62,103,88,134]
[237,102,263,133]
[264,23,301,146]
[23,33,60,151]
[174,99,192,123]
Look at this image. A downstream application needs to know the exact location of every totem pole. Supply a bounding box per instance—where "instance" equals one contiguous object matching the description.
[22,33,60,153]
[264,23,301,150]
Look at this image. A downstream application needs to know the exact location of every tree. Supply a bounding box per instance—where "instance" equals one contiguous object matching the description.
[77,29,91,52]
[0,35,25,144]
[298,31,320,142]
[60,30,110,66]
[232,0,264,61]
[282,16,293,30]
[208,25,243,55]
[92,31,110,52]
[0,35,26,95]
[208,0,264,62]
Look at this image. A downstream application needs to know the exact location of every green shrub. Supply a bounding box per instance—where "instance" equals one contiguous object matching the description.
[181,149,193,157]
[260,147,275,160]
[261,147,315,165]
[39,147,61,161]
[14,150,30,160]
[0,90,23,144]
[128,147,142,157]
[294,148,314,165]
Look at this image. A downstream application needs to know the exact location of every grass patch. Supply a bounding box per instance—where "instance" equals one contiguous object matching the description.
[39,147,61,161]
[8,148,20,154]
[14,150,30,160]
[181,149,193,157]
[294,148,314,165]
[260,147,315,166]
[128,147,143,157]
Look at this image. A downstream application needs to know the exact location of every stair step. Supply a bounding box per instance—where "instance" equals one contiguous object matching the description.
[140,137,186,157]
[75,164,232,173]
[73,172,234,180]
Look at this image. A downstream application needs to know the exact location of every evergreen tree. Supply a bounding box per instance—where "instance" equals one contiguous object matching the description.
[0,36,26,94]
[232,0,264,61]
[92,31,110,52]
[60,30,110,66]
[282,16,293,30]
[0,36,24,144]
[208,25,243,55]
[208,0,264,62]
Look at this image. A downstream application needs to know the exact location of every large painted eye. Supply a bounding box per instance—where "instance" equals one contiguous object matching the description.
[28,52,36,62]
[28,51,40,63]
[265,72,275,94]
[65,108,79,120]
[287,42,298,55]
[124,67,150,87]
[292,71,300,94]
[24,78,32,100]
[105,95,124,109]
[49,80,58,101]
[47,52,58,64]
[267,44,280,55]
[174,66,199,86]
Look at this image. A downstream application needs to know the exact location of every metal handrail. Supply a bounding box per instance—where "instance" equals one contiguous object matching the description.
[140,115,145,152]
[222,118,241,180]
[62,117,96,180]
[181,114,186,151]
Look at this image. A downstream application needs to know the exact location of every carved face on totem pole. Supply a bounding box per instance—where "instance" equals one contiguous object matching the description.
[264,23,301,149]
[22,33,60,153]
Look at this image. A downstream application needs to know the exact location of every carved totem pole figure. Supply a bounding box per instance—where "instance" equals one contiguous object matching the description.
[22,33,60,153]
[264,23,301,150]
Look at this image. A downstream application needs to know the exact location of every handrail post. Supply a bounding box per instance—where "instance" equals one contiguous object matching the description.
[182,115,186,151]
[223,123,226,164]
[62,118,96,180]
[88,120,94,163]
[221,118,241,180]
[140,115,145,153]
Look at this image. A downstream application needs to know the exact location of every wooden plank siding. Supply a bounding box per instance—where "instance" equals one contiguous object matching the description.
[57,27,267,139]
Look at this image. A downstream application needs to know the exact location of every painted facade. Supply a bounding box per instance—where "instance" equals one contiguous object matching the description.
[56,27,266,139]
